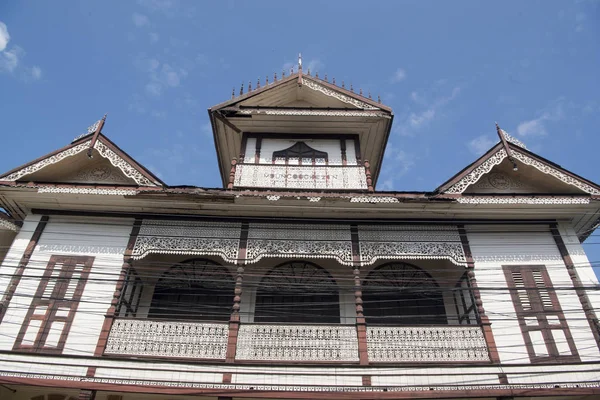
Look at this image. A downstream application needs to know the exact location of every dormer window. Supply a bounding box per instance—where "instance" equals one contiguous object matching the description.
[272,141,328,165]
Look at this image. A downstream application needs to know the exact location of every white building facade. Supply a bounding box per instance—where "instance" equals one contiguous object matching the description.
[0,66,599,400]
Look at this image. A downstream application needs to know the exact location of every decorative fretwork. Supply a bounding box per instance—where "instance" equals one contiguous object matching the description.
[302,77,379,110]
[502,130,527,149]
[73,166,129,183]
[233,164,367,190]
[72,119,101,142]
[445,148,600,195]
[132,220,241,263]
[245,223,353,265]
[457,196,590,205]
[272,141,328,162]
[37,187,137,196]
[92,141,157,187]
[445,149,507,194]
[0,217,19,232]
[237,108,389,118]
[349,196,399,203]
[358,225,467,266]
[235,324,359,362]
[367,326,490,362]
[104,318,228,359]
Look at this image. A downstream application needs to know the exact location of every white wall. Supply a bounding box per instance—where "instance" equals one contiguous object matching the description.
[243,138,357,165]
[0,215,133,355]
[466,224,600,365]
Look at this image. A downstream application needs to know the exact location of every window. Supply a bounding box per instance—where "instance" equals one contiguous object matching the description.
[453,272,478,324]
[255,261,340,323]
[14,255,94,353]
[117,267,143,317]
[149,259,234,321]
[362,262,446,325]
[504,265,579,362]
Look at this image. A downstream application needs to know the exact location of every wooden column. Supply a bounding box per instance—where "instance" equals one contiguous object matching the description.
[87,218,142,377]
[227,158,237,189]
[457,225,502,368]
[351,225,371,385]
[364,160,374,192]
[77,389,96,400]
[550,223,600,351]
[223,222,248,383]
[0,215,48,324]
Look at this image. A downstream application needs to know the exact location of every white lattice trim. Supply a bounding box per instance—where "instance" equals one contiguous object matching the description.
[93,141,157,187]
[105,319,228,360]
[132,220,241,263]
[1,141,92,181]
[236,324,359,362]
[350,196,399,203]
[501,130,527,149]
[37,187,138,196]
[367,326,490,362]
[0,218,19,232]
[245,223,354,265]
[457,196,591,205]
[302,77,380,110]
[511,151,600,195]
[238,108,390,118]
[445,149,507,194]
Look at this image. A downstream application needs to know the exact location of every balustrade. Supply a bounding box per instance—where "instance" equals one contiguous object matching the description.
[104,318,229,360]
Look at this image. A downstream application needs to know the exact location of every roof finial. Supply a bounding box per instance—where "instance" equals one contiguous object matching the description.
[368,91,372,99]
[378,94,381,103]
[315,71,319,78]
[274,72,277,81]
[350,83,354,92]
[496,122,519,171]
[86,114,107,158]
[240,82,244,96]
[342,81,345,89]
[256,78,260,89]
[231,87,235,99]
[332,77,336,85]
[359,88,363,96]
[307,67,311,76]
[324,74,328,82]
[298,53,302,70]
[266,75,269,84]
[282,69,286,78]
[290,65,294,74]
[248,80,252,92]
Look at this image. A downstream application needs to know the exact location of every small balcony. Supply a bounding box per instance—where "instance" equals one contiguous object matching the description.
[232,163,369,190]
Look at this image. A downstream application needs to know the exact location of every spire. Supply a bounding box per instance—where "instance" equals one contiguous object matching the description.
[86,114,107,158]
[298,53,302,71]
[496,122,518,171]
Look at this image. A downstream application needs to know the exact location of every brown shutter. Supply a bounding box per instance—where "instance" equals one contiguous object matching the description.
[14,255,94,353]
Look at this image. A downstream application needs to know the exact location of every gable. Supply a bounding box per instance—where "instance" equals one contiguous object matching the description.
[0,135,163,187]
[438,145,600,196]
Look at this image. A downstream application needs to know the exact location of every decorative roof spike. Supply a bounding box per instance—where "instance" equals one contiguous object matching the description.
[378,94,381,103]
[298,53,302,70]
[315,71,319,78]
[350,83,354,92]
[256,78,260,89]
[368,91,372,99]
[274,72,277,81]
[359,88,363,96]
[266,75,269,84]
[290,65,294,74]
[324,74,328,82]
[332,77,336,85]
[496,122,520,171]
[342,81,345,89]
[307,67,311,76]
[248,81,252,92]
[231,87,235,99]
[240,82,244,96]
[282,70,286,78]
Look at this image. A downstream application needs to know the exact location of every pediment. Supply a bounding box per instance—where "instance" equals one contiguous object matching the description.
[438,144,600,196]
[0,135,163,187]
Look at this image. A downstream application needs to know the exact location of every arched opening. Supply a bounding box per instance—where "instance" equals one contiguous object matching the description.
[255,261,340,323]
[149,259,234,321]
[362,262,446,325]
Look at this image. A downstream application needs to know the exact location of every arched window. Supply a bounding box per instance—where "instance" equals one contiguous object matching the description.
[362,262,446,325]
[255,261,339,323]
[149,259,234,321]
[272,141,328,164]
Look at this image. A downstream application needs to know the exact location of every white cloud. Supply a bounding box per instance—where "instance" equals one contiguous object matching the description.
[516,99,565,137]
[145,82,162,96]
[391,68,407,83]
[132,13,149,27]
[378,143,417,190]
[30,66,42,80]
[0,46,20,73]
[468,135,496,155]
[135,55,188,97]
[409,109,435,128]
[0,22,9,51]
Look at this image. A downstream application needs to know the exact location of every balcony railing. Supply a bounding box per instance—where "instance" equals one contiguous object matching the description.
[104,318,229,360]
[104,319,489,364]
[232,163,368,190]
[367,326,490,362]
[235,323,359,362]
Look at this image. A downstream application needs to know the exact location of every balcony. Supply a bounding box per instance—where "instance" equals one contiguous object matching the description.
[104,319,490,363]
[232,163,368,190]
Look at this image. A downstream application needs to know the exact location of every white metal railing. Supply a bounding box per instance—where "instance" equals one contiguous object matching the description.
[235,324,359,362]
[233,164,368,190]
[104,318,229,360]
[367,325,490,362]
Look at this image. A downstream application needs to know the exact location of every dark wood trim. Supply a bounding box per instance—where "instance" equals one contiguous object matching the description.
[13,255,94,353]
[0,215,49,324]
[340,139,347,166]
[245,132,360,141]
[550,223,600,351]
[239,135,248,163]
[255,137,262,164]
[503,264,580,363]
[86,218,142,377]
[3,375,600,399]
[354,137,362,164]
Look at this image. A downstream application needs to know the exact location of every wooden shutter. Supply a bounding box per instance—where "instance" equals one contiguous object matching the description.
[14,255,94,353]
[504,265,579,363]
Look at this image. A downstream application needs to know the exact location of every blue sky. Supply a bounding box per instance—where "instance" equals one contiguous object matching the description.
[1,1,600,269]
